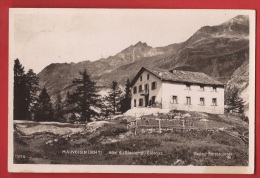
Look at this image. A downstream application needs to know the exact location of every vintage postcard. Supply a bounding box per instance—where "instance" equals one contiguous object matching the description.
[8,8,255,173]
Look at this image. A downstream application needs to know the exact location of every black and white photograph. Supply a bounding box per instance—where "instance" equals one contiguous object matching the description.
[8,9,255,173]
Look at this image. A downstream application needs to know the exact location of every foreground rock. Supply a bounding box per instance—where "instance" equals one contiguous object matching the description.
[14,120,85,136]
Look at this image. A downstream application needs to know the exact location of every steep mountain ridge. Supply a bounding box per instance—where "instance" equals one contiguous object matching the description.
[157,15,249,83]
[91,41,167,76]
[38,41,179,97]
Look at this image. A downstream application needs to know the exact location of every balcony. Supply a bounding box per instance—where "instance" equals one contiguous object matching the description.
[140,90,149,96]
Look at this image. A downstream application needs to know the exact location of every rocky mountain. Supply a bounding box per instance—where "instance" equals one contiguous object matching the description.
[38,15,250,105]
[38,41,179,98]
[97,15,249,85]
[159,15,249,82]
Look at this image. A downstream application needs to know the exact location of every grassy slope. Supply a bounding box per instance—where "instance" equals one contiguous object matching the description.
[13,113,248,166]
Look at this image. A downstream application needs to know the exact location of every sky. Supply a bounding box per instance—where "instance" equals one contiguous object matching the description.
[10,9,249,73]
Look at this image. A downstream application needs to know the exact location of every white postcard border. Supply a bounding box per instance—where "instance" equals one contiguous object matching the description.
[8,8,256,174]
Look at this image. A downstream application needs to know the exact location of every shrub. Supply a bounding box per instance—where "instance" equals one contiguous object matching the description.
[240,114,249,123]
[100,124,127,137]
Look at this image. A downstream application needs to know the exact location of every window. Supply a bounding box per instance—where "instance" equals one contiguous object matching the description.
[186,84,191,90]
[200,97,205,105]
[140,76,142,81]
[212,86,217,92]
[145,84,149,91]
[212,98,217,106]
[171,96,178,104]
[134,99,136,107]
[139,98,143,106]
[151,82,157,90]
[186,97,191,105]
[133,87,137,94]
[200,85,204,91]
[147,74,150,80]
[139,85,142,93]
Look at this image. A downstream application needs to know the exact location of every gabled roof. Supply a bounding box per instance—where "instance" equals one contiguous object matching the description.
[130,67,224,87]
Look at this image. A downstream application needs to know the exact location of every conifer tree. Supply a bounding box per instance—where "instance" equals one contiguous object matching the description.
[25,69,39,120]
[34,88,53,121]
[225,87,245,114]
[105,81,123,115]
[120,78,132,113]
[67,69,101,122]
[13,59,27,120]
[14,59,40,120]
[100,96,113,118]
[54,91,64,122]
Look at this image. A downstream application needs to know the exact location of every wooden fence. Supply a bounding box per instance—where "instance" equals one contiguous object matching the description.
[127,118,201,135]
[127,117,249,145]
